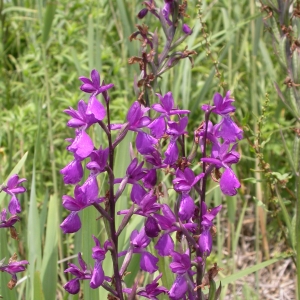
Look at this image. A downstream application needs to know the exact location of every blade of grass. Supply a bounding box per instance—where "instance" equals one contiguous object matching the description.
[41,194,59,300]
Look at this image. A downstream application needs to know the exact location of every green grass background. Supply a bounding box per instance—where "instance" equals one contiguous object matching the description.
[0,0,299,299]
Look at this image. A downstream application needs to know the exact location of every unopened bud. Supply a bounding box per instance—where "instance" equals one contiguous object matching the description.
[137,8,148,19]
[182,24,192,35]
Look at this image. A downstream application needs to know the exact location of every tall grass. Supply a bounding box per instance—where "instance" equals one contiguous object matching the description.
[0,0,298,299]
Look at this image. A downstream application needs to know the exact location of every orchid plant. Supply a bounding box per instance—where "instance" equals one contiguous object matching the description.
[60,1,243,299]
[0,174,29,290]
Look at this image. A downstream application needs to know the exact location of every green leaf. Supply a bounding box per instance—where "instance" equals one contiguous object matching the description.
[217,256,289,286]
[42,2,57,44]
[41,195,58,300]
[33,271,45,300]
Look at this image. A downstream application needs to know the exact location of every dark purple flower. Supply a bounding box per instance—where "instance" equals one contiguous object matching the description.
[79,69,114,96]
[142,169,157,188]
[202,91,236,115]
[166,117,188,137]
[137,8,148,19]
[145,215,160,237]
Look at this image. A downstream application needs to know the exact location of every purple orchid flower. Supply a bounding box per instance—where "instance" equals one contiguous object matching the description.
[86,146,109,175]
[66,129,94,160]
[173,168,204,193]
[152,92,190,119]
[202,91,236,115]
[0,209,19,229]
[123,273,168,299]
[60,211,81,233]
[79,69,114,96]
[119,227,159,274]
[64,253,92,294]
[60,159,83,185]
[64,99,98,130]
[201,141,241,195]
[215,115,243,142]
[2,174,26,215]
[90,236,111,289]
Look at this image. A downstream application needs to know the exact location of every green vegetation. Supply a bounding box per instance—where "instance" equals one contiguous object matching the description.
[0,0,298,299]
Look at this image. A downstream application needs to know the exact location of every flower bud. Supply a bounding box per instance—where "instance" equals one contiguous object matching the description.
[182,24,192,35]
[137,8,148,19]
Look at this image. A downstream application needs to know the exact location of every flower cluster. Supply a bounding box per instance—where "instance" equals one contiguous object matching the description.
[60,68,243,298]
[0,174,28,289]
[60,1,243,299]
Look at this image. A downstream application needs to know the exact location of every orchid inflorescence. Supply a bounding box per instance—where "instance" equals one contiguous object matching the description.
[0,174,29,290]
[60,1,243,299]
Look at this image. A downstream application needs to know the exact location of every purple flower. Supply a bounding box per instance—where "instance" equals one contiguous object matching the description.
[220,168,241,196]
[2,174,26,215]
[64,253,92,294]
[64,99,98,130]
[148,116,166,139]
[60,212,81,233]
[0,209,19,228]
[67,129,94,160]
[173,168,204,193]
[201,141,241,195]
[169,251,191,274]
[0,258,29,275]
[90,236,111,289]
[79,69,114,96]
[86,95,106,122]
[124,227,159,273]
[60,159,83,184]
[178,193,195,222]
[215,115,243,142]
[136,131,158,155]
[202,91,236,115]
[86,146,109,175]
[127,101,151,130]
[152,92,189,118]
[168,275,188,300]
[162,0,174,26]
[198,229,212,256]
[123,273,168,299]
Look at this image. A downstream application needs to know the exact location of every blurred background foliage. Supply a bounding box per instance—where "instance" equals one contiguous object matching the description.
[0,0,298,299]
